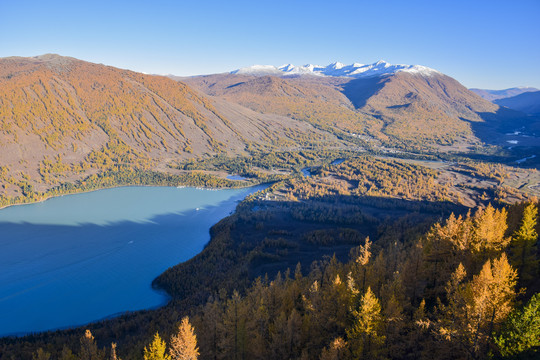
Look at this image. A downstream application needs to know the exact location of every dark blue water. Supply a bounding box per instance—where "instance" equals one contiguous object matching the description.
[0,186,262,336]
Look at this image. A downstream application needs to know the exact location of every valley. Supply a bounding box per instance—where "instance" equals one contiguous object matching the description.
[0,55,539,360]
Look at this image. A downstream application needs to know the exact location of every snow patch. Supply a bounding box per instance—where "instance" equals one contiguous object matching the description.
[232,60,439,78]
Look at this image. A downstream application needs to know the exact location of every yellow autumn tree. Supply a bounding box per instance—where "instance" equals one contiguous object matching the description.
[511,203,538,287]
[144,332,170,360]
[471,204,510,253]
[319,337,347,360]
[440,254,517,357]
[169,317,199,360]
[346,286,385,358]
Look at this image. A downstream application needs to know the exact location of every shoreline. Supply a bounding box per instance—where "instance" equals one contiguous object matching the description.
[0,183,268,338]
[0,178,260,211]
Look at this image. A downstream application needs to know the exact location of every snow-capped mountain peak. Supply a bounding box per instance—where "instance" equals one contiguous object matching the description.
[232,60,439,78]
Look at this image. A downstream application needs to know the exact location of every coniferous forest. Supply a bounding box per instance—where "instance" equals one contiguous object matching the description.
[0,156,538,359]
[1,20,540,359]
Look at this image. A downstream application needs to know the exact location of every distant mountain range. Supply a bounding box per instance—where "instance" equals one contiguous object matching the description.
[186,60,526,151]
[469,87,540,115]
[231,60,439,78]
[0,54,535,198]
[494,91,540,115]
[469,87,539,101]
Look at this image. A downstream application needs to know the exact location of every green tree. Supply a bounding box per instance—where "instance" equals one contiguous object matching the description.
[495,293,540,358]
[511,203,538,288]
[144,332,171,360]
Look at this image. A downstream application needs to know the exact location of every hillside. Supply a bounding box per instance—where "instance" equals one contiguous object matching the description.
[0,55,339,199]
[183,68,525,151]
[495,90,540,115]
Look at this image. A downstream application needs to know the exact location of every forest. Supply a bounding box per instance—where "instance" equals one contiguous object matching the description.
[1,155,538,360]
[1,46,540,360]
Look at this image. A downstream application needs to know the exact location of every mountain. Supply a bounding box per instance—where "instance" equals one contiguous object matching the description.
[232,60,439,78]
[1,55,535,200]
[494,90,540,115]
[185,61,524,151]
[470,87,539,101]
[0,54,338,198]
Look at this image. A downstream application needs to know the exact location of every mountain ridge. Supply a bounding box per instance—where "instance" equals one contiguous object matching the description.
[231,60,439,78]
[494,90,540,115]
[470,87,539,101]
[185,67,524,151]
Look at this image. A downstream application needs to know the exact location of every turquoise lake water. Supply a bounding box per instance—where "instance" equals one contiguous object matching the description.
[0,186,262,336]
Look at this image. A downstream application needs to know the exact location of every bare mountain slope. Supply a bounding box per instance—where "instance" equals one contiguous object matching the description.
[0,55,338,196]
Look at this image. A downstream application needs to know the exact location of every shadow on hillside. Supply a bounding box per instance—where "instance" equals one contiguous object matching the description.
[454,107,540,168]
[340,76,389,109]
[155,194,469,304]
[0,193,471,355]
[469,107,539,146]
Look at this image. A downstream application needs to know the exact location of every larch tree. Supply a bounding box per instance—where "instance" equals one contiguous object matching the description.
[440,255,517,358]
[59,346,77,360]
[511,203,538,288]
[319,337,347,360]
[80,330,101,360]
[471,204,509,253]
[110,342,120,360]
[144,332,170,360]
[169,316,199,360]
[354,237,371,294]
[346,286,385,359]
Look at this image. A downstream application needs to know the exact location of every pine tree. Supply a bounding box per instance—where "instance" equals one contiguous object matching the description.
[144,332,170,360]
[169,317,199,360]
[495,293,540,357]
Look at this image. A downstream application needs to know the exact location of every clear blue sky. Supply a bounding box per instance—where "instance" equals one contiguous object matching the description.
[1,0,539,89]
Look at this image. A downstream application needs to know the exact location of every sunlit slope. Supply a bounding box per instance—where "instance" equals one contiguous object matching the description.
[0,55,337,195]
[184,70,523,150]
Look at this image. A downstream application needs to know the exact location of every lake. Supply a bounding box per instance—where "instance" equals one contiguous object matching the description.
[0,185,263,336]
